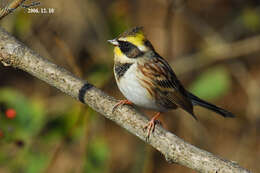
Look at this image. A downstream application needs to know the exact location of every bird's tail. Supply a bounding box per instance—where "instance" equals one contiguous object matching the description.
[186,91,235,118]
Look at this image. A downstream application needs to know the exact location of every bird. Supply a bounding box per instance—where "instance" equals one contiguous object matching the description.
[108,26,235,139]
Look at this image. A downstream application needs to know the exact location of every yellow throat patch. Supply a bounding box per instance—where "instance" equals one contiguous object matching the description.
[114,46,123,56]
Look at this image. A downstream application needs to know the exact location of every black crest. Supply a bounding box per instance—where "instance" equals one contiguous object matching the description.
[119,26,144,38]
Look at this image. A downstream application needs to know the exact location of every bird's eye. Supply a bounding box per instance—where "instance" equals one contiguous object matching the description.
[118,41,136,54]
[118,40,143,58]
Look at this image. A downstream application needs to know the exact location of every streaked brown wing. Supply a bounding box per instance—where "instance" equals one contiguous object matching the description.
[138,54,196,118]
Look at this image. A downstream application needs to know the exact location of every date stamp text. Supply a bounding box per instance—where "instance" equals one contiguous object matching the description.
[27,8,55,14]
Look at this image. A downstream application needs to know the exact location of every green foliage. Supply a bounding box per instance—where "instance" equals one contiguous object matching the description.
[20,151,49,173]
[84,137,109,173]
[0,88,45,141]
[0,88,109,173]
[189,66,231,100]
[14,10,32,37]
[0,88,47,172]
[242,8,260,31]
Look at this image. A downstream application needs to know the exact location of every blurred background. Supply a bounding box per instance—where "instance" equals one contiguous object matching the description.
[0,0,259,172]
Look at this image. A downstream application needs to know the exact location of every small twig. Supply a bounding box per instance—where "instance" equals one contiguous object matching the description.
[172,35,260,76]
[21,1,40,9]
[0,0,40,20]
[54,36,82,77]
[0,0,26,19]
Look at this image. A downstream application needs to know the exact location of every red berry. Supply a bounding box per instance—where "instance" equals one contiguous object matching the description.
[0,130,3,138]
[5,109,16,119]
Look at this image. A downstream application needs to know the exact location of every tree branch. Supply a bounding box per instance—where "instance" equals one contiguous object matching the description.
[0,27,251,173]
[172,35,260,76]
[0,0,40,19]
[0,0,26,19]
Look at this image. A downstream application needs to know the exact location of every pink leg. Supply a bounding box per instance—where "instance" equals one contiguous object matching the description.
[144,112,161,139]
[112,100,133,112]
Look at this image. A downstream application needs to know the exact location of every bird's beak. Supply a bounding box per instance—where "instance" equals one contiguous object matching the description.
[107,39,119,46]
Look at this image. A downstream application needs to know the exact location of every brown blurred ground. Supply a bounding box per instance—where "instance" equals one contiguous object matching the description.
[0,0,259,173]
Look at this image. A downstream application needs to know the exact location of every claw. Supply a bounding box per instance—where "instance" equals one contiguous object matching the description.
[144,112,161,141]
[112,100,132,113]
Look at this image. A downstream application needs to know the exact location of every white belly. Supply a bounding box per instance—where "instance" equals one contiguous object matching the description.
[115,64,160,110]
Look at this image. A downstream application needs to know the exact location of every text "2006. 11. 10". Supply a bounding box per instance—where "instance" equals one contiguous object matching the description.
[27,8,55,14]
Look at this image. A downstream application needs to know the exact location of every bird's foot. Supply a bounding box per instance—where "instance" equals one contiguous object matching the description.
[144,112,161,141]
[112,100,133,112]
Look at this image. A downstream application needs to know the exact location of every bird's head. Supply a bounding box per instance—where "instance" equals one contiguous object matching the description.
[108,27,154,61]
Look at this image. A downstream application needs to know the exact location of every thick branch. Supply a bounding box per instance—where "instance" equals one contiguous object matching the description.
[0,27,251,173]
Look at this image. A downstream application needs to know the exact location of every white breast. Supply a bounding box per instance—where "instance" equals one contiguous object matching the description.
[115,63,161,110]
